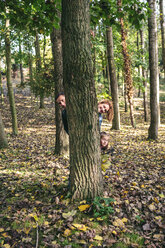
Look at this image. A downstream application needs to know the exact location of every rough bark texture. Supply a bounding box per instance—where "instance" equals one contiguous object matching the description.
[106,26,120,130]
[62,0,103,199]
[148,0,159,140]
[35,31,44,108]
[159,0,165,77]
[5,13,18,135]
[140,29,149,122]
[51,26,69,156]
[0,111,8,148]
[117,0,135,128]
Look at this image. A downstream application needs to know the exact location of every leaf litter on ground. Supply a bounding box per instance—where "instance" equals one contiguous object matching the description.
[0,92,165,248]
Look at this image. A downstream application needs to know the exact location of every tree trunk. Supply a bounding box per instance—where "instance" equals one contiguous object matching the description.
[106,26,120,130]
[5,10,18,135]
[35,31,44,108]
[159,0,165,77]
[140,29,149,122]
[62,0,103,200]
[148,0,159,140]
[0,111,8,149]
[28,43,33,83]
[117,0,135,128]
[51,26,69,156]
[19,35,24,86]
[0,45,4,105]
[137,32,141,97]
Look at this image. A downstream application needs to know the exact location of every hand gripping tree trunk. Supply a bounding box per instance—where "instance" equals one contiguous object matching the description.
[62,0,103,200]
[5,9,18,135]
[117,0,135,128]
[51,26,69,156]
[0,111,8,149]
[106,26,120,130]
[148,0,159,140]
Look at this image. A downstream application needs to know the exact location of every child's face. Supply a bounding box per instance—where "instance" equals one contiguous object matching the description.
[100,137,109,149]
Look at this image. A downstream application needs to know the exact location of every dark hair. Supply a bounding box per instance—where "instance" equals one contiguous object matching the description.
[55,92,65,101]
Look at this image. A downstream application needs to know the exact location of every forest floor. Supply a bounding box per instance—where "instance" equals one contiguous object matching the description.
[0,79,165,248]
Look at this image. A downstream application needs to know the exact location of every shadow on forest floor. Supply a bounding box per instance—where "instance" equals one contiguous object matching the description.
[0,84,165,248]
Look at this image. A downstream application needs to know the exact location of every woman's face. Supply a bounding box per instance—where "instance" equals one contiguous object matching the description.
[98,103,109,113]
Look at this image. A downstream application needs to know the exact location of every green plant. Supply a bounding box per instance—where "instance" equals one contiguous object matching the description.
[92,196,114,218]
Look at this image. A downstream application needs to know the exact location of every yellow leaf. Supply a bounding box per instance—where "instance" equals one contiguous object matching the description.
[148,204,156,211]
[3,244,11,248]
[2,233,9,238]
[155,216,162,221]
[132,182,137,186]
[141,184,145,188]
[80,200,86,204]
[23,227,31,235]
[96,217,103,221]
[122,218,128,223]
[0,228,4,232]
[62,210,77,219]
[78,204,90,211]
[63,229,71,236]
[112,230,117,235]
[44,221,49,226]
[52,241,57,245]
[94,235,103,241]
[72,224,88,231]
[117,171,120,176]
[113,218,125,228]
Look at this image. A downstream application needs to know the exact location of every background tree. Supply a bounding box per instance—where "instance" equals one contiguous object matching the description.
[62,0,103,199]
[148,0,159,140]
[159,0,165,77]
[0,111,8,148]
[5,7,18,135]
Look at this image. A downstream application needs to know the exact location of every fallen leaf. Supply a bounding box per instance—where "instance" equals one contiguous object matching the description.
[72,224,88,231]
[78,204,90,211]
[94,235,103,241]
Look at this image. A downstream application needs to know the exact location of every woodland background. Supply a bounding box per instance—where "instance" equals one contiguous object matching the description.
[0,0,165,247]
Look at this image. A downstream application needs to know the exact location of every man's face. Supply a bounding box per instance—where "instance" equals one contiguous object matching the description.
[56,95,66,108]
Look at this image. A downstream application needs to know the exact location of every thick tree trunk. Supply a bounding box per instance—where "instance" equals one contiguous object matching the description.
[140,29,149,122]
[51,26,69,156]
[5,12,18,135]
[62,0,103,199]
[118,0,135,128]
[159,0,165,77]
[148,0,159,140]
[106,26,120,130]
[0,111,8,149]
[35,31,44,108]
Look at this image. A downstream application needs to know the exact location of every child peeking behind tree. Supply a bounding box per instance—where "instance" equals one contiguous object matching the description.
[100,132,114,172]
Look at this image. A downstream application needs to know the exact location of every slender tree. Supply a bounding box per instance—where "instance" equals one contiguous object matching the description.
[35,31,44,108]
[159,0,165,77]
[51,25,69,156]
[0,111,8,149]
[5,8,18,135]
[148,0,159,140]
[106,26,120,130]
[62,0,103,199]
[18,34,24,86]
[140,29,149,122]
[117,0,135,128]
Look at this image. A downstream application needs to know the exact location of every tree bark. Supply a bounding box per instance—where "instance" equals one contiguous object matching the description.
[35,31,44,108]
[51,25,69,156]
[117,0,135,128]
[0,43,4,105]
[106,26,120,130]
[62,0,103,199]
[0,111,8,149]
[159,0,165,77]
[140,29,149,122]
[5,9,18,135]
[19,35,24,86]
[148,0,159,140]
